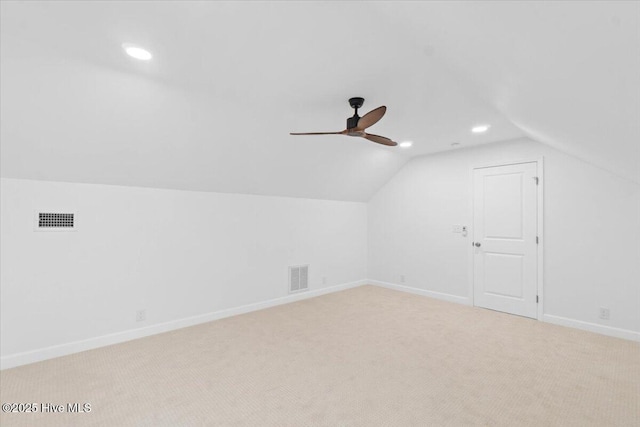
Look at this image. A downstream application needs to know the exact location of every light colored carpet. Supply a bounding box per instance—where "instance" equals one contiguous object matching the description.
[1,285,638,426]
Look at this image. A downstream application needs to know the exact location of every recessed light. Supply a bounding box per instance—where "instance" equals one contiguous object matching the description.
[122,43,152,61]
[471,124,490,134]
[451,142,460,147]
[399,141,413,148]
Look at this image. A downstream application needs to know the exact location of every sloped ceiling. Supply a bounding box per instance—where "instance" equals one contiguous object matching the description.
[1,2,637,203]
[375,1,640,183]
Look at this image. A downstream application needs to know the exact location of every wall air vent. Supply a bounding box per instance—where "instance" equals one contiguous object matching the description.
[289,265,309,293]
[36,212,76,231]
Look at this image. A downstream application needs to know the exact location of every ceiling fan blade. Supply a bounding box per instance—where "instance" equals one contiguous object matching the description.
[363,133,397,146]
[355,106,386,130]
[290,131,345,135]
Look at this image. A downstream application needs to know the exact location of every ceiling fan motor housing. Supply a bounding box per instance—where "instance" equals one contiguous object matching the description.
[347,97,364,129]
[347,115,360,129]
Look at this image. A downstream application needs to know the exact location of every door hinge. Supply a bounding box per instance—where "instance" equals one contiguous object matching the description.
[536,236,539,244]
[536,295,539,303]
[533,176,539,185]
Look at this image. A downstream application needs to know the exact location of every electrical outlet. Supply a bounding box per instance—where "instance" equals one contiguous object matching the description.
[599,307,610,320]
[136,310,146,322]
[400,274,405,283]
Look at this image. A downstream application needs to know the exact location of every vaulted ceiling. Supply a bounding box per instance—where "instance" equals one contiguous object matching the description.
[1,1,638,201]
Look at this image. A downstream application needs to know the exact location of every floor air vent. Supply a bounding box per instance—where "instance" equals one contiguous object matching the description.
[289,265,309,293]
[37,213,75,230]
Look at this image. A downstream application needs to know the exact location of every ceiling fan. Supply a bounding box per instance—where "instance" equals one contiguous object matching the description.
[290,97,397,146]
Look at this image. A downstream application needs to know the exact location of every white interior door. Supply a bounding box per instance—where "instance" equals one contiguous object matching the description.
[473,162,539,319]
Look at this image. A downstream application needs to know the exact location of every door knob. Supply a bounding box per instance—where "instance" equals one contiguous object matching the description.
[474,242,481,247]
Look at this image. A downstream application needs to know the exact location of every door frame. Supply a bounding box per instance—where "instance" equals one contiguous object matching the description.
[468,157,544,320]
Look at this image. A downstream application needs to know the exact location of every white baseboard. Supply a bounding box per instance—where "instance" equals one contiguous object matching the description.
[370,281,639,342]
[5,281,636,370]
[368,280,471,306]
[542,314,640,342]
[1,280,367,370]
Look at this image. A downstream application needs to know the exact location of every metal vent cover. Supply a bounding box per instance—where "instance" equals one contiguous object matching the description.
[289,265,309,293]
[36,212,75,230]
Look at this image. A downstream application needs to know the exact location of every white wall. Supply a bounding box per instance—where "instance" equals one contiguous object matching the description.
[368,138,640,339]
[1,178,367,367]
[3,136,639,370]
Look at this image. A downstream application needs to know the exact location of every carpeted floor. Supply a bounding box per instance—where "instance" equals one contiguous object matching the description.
[1,285,638,426]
